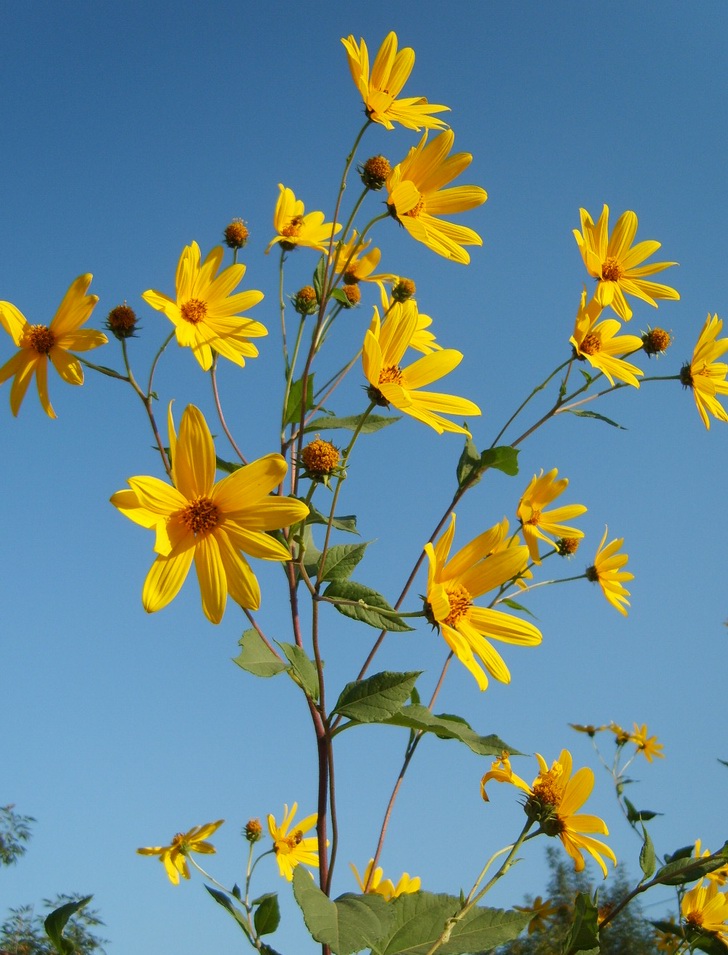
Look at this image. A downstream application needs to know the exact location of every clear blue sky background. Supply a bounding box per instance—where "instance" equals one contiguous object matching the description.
[2,1,727,952]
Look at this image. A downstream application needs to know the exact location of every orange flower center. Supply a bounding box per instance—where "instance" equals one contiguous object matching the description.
[23,324,56,355]
[601,256,624,282]
[580,332,601,355]
[276,829,304,855]
[180,299,207,325]
[170,832,190,854]
[404,196,426,219]
[532,765,564,808]
[444,583,473,627]
[379,364,403,385]
[180,496,220,535]
[282,215,303,239]
[525,508,542,526]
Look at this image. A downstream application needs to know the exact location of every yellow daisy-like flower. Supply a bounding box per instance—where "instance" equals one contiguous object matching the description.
[681,879,728,945]
[142,242,266,372]
[573,205,679,321]
[569,288,644,388]
[629,723,664,762]
[680,314,728,429]
[334,232,391,284]
[516,469,587,564]
[514,896,559,935]
[481,749,617,878]
[424,514,541,691]
[268,803,319,882]
[386,131,487,264]
[266,184,340,255]
[111,404,309,623]
[0,274,106,418]
[695,840,728,887]
[362,300,480,435]
[350,859,421,901]
[375,282,441,355]
[341,32,449,132]
[137,819,224,886]
[585,527,633,617]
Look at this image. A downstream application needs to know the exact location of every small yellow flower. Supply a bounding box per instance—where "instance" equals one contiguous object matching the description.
[375,282,441,355]
[695,840,728,887]
[341,32,449,131]
[681,879,728,945]
[573,205,679,321]
[514,896,559,935]
[350,859,421,901]
[138,820,224,885]
[680,314,728,429]
[516,469,587,564]
[334,232,391,284]
[608,722,631,745]
[386,131,487,264]
[142,242,266,372]
[0,274,106,418]
[569,288,644,387]
[585,527,633,617]
[268,803,319,881]
[629,723,664,762]
[266,185,340,255]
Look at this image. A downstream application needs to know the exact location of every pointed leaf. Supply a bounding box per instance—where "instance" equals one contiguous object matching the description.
[384,704,519,757]
[323,580,414,632]
[566,409,626,429]
[318,542,369,581]
[285,374,316,426]
[304,414,400,434]
[44,896,93,955]
[313,256,326,298]
[480,445,519,476]
[254,893,281,936]
[205,886,252,938]
[334,671,421,723]
[278,642,320,701]
[306,505,359,535]
[654,841,728,885]
[640,823,656,879]
[216,455,243,474]
[562,891,599,955]
[624,796,663,823]
[233,629,287,678]
[456,434,482,489]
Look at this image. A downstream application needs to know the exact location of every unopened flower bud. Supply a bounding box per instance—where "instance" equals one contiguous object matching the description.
[244,818,262,843]
[556,538,580,557]
[106,304,138,340]
[641,327,672,357]
[224,218,250,249]
[391,278,416,303]
[360,155,391,190]
[293,286,318,316]
[301,437,341,484]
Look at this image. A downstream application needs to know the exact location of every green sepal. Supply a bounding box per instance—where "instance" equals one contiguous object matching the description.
[317,542,369,582]
[205,886,252,939]
[253,893,281,936]
[304,414,400,434]
[654,841,728,885]
[306,505,359,534]
[44,896,93,955]
[333,671,421,723]
[561,891,599,955]
[457,437,520,489]
[384,704,519,756]
[500,597,537,617]
[284,374,316,426]
[640,823,656,879]
[566,409,626,429]
[277,642,320,701]
[234,630,287,679]
[216,455,242,474]
[323,580,414,632]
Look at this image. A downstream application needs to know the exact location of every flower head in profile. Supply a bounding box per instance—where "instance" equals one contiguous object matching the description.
[424,514,541,691]
[680,314,728,429]
[111,405,309,623]
[138,820,224,885]
[516,469,587,564]
[386,131,487,264]
[334,232,391,285]
[694,840,728,887]
[585,527,633,617]
[570,723,608,738]
[142,242,266,372]
[481,749,617,878]
[266,185,340,255]
[570,288,644,387]
[375,281,441,355]
[515,896,559,935]
[573,205,679,321]
[268,803,319,881]
[350,859,421,901]
[629,723,664,762]
[681,879,728,946]
[0,275,106,418]
[341,32,449,131]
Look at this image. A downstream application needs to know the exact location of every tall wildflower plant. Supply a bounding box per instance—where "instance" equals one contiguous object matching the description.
[2,29,728,955]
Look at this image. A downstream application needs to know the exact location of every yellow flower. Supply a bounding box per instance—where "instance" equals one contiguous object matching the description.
[629,723,664,762]
[695,840,728,887]
[350,859,421,901]
[341,32,449,131]
[268,803,319,881]
[266,184,340,255]
[573,205,679,321]
[569,288,644,387]
[514,896,559,935]
[481,749,617,878]
[334,232,390,284]
[585,527,633,617]
[681,879,728,945]
[137,819,223,885]
[608,722,632,746]
[142,242,266,372]
[386,131,487,264]
[516,469,587,564]
[680,313,728,429]
[375,282,441,355]
[424,515,541,691]
[362,300,480,435]
[0,274,106,418]
[111,404,309,623]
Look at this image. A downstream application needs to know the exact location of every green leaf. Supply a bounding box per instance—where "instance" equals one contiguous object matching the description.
[439,905,529,955]
[334,671,421,723]
[561,891,599,955]
[500,597,537,618]
[456,434,482,489]
[456,441,520,488]
[312,256,326,298]
[278,642,320,701]
[304,414,400,435]
[306,505,359,535]
[318,542,369,581]
[233,630,287,678]
[384,704,519,757]
[44,896,93,955]
[254,893,281,936]
[285,374,316,426]
[654,841,728,885]
[331,287,350,306]
[205,886,252,938]
[566,409,626,429]
[624,796,663,823]
[216,455,242,474]
[718,757,728,768]
[481,445,520,476]
[292,868,394,955]
[323,580,414,632]
[640,823,656,879]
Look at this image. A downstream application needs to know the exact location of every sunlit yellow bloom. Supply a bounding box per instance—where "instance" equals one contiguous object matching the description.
[334,232,391,284]
[515,896,559,935]
[585,527,633,617]
[0,275,106,418]
[424,515,540,691]
[138,820,223,885]
[680,314,728,429]
[695,840,728,887]
[570,288,644,387]
[111,405,309,623]
[266,184,340,255]
[681,879,728,945]
[268,803,319,881]
[608,722,631,746]
[386,131,487,264]
[341,32,449,131]
[375,282,441,355]
[142,242,266,372]
[363,300,480,435]
[573,205,679,321]
[516,469,587,564]
[350,859,421,901]
[482,749,617,878]
[629,723,664,762]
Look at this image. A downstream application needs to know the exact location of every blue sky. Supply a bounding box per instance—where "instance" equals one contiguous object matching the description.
[2,1,727,951]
